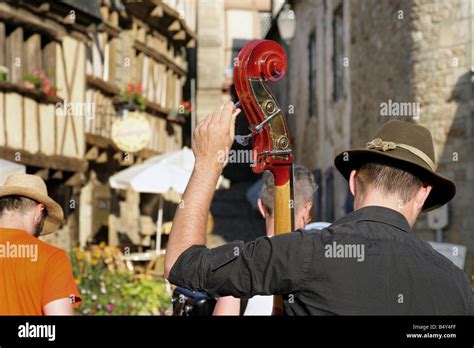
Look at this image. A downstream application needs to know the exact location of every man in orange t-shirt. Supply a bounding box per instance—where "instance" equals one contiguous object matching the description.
[0,174,81,315]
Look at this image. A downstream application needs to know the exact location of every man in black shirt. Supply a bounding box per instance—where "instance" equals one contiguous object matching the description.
[164,102,473,315]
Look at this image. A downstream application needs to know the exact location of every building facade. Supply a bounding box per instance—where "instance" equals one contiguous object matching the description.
[0,0,196,250]
[196,0,275,122]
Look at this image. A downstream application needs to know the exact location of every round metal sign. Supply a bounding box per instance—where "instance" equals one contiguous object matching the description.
[111,113,152,153]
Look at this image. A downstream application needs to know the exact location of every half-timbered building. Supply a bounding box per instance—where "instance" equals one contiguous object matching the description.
[0,0,196,250]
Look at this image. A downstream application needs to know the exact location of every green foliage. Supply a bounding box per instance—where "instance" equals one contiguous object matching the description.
[0,65,7,81]
[122,83,146,111]
[22,69,57,96]
[69,247,171,315]
[23,73,43,88]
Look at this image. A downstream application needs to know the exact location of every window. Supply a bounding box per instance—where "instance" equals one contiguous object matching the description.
[308,30,317,118]
[332,4,344,101]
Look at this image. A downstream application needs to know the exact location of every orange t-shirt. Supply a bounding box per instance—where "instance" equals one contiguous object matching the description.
[0,228,82,315]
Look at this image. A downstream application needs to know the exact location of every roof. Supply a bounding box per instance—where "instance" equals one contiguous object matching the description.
[60,0,102,20]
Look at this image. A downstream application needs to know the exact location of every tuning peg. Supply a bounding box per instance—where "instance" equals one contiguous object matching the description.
[235,133,252,146]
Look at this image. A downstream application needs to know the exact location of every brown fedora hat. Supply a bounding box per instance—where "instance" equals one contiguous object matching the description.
[334,120,456,211]
[0,174,64,235]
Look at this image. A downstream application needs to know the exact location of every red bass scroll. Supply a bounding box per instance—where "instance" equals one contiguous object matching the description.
[234,40,295,315]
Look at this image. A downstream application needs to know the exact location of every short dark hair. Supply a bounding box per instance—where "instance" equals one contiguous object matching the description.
[0,195,39,217]
[355,162,423,203]
[260,165,317,216]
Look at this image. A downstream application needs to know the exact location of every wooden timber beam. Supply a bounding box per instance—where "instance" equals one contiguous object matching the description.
[113,152,124,161]
[173,29,186,41]
[0,3,65,42]
[159,1,195,39]
[168,19,181,32]
[136,148,159,160]
[150,5,163,18]
[133,40,187,77]
[186,39,196,48]
[51,170,64,180]
[97,151,109,163]
[85,146,99,161]
[97,21,121,38]
[0,147,88,173]
[0,81,63,105]
[65,172,86,186]
[13,2,93,43]
[34,168,49,180]
[124,0,196,45]
[85,134,115,150]
[86,75,121,96]
[37,2,50,14]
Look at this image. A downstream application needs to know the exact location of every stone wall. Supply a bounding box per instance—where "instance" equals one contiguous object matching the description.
[196,0,226,123]
[287,0,352,221]
[196,0,271,123]
[350,0,416,146]
[408,0,473,274]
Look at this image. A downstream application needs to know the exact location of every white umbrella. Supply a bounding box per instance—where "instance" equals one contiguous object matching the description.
[109,147,229,252]
[0,159,26,185]
[111,147,195,195]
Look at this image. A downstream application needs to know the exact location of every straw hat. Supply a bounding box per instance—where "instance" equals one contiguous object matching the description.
[334,120,456,211]
[0,174,64,235]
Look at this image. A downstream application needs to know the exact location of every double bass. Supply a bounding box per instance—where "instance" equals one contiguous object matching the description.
[234,40,295,315]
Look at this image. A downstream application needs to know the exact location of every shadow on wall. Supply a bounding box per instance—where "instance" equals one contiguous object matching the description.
[437,71,474,278]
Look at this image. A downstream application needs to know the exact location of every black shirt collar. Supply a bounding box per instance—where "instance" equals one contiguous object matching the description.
[332,206,412,233]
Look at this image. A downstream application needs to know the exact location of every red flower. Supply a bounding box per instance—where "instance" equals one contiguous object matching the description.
[127,83,134,94]
[136,84,142,94]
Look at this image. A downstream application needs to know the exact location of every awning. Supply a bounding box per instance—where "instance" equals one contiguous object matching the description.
[0,159,26,185]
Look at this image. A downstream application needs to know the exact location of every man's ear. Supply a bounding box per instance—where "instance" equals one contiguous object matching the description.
[257,198,266,219]
[414,184,433,211]
[349,170,358,197]
[34,203,45,223]
[303,201,313,224]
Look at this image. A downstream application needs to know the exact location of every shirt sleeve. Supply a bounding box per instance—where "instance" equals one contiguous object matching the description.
[42,250,82,308]
[168,230,312,298]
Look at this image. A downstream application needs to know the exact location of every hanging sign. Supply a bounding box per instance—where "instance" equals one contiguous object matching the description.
[111,113,152,153]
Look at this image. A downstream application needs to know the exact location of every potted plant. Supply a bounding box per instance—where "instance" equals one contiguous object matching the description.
[0,66,8,82]
[122,83,146,111]
[23,69,57,96]
[168,101,192,122]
